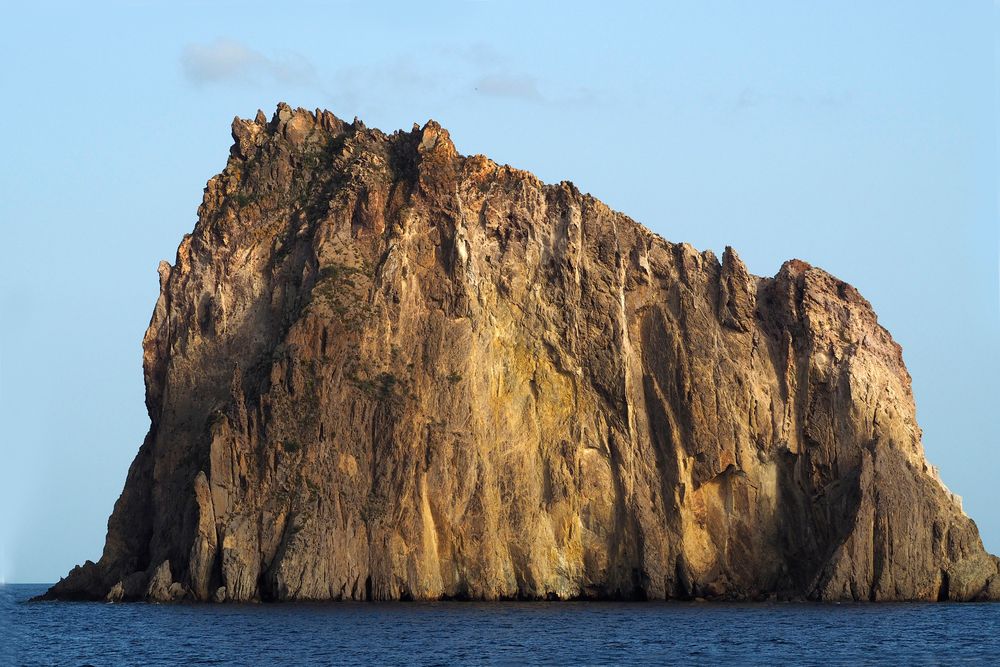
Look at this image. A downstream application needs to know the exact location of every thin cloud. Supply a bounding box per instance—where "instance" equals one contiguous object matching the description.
[435,42,504,68]
[473,73,543,100]
[181,38,315,86]
[333,57,442,104]
[730,86,852,112]
[179,37,602,112]
[450,43,599,106]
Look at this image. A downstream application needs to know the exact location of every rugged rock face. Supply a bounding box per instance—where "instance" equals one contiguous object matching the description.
[42,104,999,602]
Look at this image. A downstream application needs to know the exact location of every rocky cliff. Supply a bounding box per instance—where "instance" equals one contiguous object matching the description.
[42,104,999,602]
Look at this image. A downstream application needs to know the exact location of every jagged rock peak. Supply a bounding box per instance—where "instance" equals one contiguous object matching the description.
[40,104,999,604]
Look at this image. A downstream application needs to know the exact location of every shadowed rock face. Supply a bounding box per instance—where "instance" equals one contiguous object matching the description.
[42,104,999,603]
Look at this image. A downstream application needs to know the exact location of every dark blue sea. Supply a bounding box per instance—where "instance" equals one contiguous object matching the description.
[3,584,998,665]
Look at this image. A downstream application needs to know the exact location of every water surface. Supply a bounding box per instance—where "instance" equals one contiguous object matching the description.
[4,584,998,665]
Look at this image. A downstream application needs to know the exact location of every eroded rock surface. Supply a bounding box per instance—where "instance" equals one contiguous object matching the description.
[41,104,999,602]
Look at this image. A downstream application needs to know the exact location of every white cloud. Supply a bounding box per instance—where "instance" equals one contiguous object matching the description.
[179,37,602,112]
[181,38,315,86]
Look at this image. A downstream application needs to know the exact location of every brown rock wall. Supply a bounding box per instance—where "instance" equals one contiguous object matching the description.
[40,104,999,602]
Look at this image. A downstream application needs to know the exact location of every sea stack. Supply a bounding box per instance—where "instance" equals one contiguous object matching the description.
[42,104,1000,602]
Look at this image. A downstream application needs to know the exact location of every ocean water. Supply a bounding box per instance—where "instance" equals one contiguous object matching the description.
[3,584,998,665]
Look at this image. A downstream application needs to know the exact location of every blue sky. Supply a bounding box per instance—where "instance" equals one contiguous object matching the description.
[0,0,996,583]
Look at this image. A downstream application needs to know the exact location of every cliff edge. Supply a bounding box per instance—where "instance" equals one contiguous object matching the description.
[42,104,1000,602]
